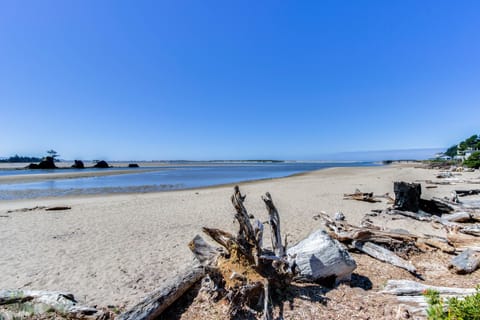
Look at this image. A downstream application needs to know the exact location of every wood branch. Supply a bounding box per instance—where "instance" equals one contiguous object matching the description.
[45,206,71,211]
[353,241,417,274]
[343,189,381,203]
[460,224,480,237]
[263,279,271,320]
[0,289,97,316]
[202,227,236,252]
[456,189,480,197]
[380,279,476,296]
[262,192,284,257]
[188,235,221,266]
[449,249,480,274]
[416,238,456,254]
[441,211,472,222]
[232,185,255,244]
[118,265,205,320]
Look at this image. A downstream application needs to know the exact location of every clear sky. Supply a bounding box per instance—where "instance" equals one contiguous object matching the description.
[1,1,479,161]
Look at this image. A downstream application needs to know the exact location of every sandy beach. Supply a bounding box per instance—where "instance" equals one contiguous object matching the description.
[1,164,479,315]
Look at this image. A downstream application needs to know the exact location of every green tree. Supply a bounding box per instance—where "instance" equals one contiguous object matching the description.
[445,145,458,158]
[464,151,480,169]
[46,150,60,161]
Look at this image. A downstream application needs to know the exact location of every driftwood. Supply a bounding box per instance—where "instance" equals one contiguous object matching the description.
[394,181,421,212]
[286,229,356,282]
[45,206,72,211]
[381,279,476,296]
[0,290,97,317]
[188,186,295,319]
[118,265,205,320]
[448,249,480,274]
[456,189,480,197]
[353,241,417,274]
[385,209,433,221]
[441,211,472,223]
[343,189,381,203]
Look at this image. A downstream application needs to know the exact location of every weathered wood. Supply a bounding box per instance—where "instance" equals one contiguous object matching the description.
[287,229,357,282]
[353,241,417,274]
[416,238,456,254]
[262,192,284,257]
[449,249,480,274]
[456,189,480,197]
[381,279,475,296]
[460,224,480,237]
[0,290,97,316]
[188,235,221,266]
[343,189,381,203]
[446,229,480,251]
[394,181,421,212]
[45,206,71,211]
[118,265,205,320]
[441,211,472,223]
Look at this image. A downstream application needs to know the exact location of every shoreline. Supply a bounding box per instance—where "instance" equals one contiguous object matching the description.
[1,164,478,311]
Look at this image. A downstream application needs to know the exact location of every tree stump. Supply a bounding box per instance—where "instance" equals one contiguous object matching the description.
[393,181,421,212]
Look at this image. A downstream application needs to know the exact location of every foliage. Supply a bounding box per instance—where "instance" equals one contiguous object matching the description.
[46,149,59,160]
[464,151,480,169]
[445,145,458,158]
[0,155,42,163]
[457,135,480,152]
[424,286,480,320]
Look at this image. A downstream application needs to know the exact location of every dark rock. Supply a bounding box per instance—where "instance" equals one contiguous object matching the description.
[394,181,421,212]
[94,160,110,168]
[128,163,139,168]
[27,157,56,169]
[71,160,85,169]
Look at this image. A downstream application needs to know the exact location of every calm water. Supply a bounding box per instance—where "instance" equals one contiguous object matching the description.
[0,162,379,200]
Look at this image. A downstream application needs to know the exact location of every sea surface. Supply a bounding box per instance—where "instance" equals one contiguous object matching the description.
[0,162,379,200]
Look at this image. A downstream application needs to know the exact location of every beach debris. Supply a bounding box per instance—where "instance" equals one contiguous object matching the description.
[441,211,471,223]
[0,289,99,318]
[353,241,417,274]
[393,181,421,212]
[448,249,480,274]
[72,160,85,168]
[118,265,205,320]
[128,163,140,168]
[380,279,476,316]
[6,206,47,213]
[343,189,382,203]
[286,229,356,282]
[456,189,480,197]
[45,206,72,211]
[94,160,110,168]
[334,211,345,221]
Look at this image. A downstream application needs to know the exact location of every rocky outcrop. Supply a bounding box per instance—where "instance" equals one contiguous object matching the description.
[128,163,139,168]
[94,160,110,168]
[71,160,85,169]
[26,157,57,169]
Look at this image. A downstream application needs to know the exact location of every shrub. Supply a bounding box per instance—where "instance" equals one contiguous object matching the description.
[424,286,480,320]
[464,151,480,169]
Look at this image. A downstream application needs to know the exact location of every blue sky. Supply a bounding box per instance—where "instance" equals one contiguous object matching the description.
[1,1,479,160]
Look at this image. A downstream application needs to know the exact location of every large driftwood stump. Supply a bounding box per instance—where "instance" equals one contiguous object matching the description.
[393,181,421,212]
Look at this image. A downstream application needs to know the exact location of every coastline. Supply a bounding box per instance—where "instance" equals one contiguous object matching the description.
[1,164,479,313]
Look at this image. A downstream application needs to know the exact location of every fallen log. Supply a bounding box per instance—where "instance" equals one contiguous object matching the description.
[286,229,356,282]
[343,189,381,203]
[456,189,480,197]
[381,279,475,296]
[0,290,97,317]
[118,265,205,320]
[441,211,472,223]
[460,224,480,237]
[449,249,480,274]
[416,238,456,254]
[353,241,417,274]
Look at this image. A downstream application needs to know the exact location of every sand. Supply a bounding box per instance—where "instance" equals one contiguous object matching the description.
[0,164,479,311]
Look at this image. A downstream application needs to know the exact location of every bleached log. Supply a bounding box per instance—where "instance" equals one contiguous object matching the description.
[460,224,480,237]
[353,241,417,274]
[449,249,480,274]
[441,211,472,223]
[0,290,97,315]
[287,229,356,282]
[380,279,475,296]
[262,192,284,257]
[456,189,480,197]
[118,265,205,320]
